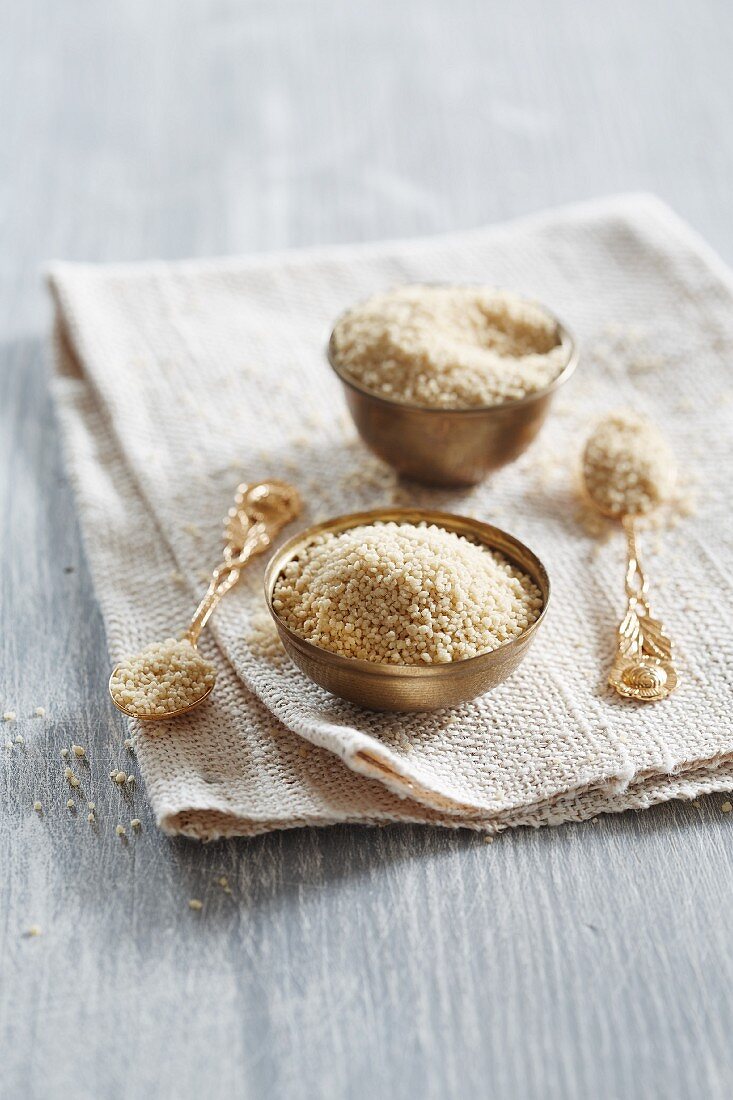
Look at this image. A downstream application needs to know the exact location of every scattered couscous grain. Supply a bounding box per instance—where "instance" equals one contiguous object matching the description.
[273,521,543,665]
[33,801,42,812]
[126,775,135,786]
[582,412,674,518]
[60,748,69,759]
[69,777,80,789]
[64,767,74,779]
[114,771,127,785]
[124,739,134,752]
[14,735,24,745]
[66,799,75,810]
[87,802,95,811]
[331,286,567,409]
[188,898,203,911]
[109,638,215,717]
[87,813,95,824]
[130,818,141,829]
[3,711,16,721]
[26,925,42,937]
[34,707,46,718]
[722,801,732,814]
[72,744,85,758]
[115,824,126,837]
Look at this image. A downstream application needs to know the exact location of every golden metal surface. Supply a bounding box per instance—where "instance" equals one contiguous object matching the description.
[605,518,678,702]
[264,508,550,712]
[108,479,301,721]
[327,297,578,488]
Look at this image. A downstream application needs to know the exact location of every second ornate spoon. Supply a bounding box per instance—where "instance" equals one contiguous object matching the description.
[109,479,301,721]
[581,412,679,703]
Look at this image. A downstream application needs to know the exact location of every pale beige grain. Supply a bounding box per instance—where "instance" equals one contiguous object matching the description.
[582,411,674,518]
[109,638,215,717]
[273,521,542,665]
[331,286,566,409]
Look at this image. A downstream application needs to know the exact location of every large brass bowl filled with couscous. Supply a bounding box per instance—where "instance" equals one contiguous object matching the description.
[264,508,550,712]
[327,286,578,488]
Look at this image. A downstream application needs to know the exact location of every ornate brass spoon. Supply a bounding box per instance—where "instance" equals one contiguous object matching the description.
[109,479,301,720]
[581,412,678,702]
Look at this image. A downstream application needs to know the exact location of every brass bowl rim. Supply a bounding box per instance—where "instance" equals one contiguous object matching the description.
[263,508,551,681]
[326,287,578,416]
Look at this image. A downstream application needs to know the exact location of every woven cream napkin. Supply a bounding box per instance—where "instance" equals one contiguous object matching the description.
[50,194,733,839]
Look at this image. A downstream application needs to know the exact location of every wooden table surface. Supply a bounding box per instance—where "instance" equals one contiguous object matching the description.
[3,2,733,1098]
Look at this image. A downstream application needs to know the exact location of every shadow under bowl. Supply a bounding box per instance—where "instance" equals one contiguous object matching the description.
[327,301,577,488]
[264,508,550,712]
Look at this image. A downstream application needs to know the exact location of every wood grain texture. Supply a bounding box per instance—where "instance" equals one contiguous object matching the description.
[2,1,733,1098]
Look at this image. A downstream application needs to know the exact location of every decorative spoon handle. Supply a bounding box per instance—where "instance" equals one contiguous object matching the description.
[182,479,302,647]
[184,522,271,646]
[607,517,678,702]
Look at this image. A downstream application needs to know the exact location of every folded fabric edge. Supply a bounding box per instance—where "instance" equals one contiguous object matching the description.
[160,753,733,841]
[43,191,674,282]
[343,740,733,821]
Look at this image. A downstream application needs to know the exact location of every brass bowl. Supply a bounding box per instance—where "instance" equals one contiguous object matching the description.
[327,295,578,487]
[263,508,550,712]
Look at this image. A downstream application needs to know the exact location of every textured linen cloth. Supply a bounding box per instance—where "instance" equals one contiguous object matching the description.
[50,194,733,839]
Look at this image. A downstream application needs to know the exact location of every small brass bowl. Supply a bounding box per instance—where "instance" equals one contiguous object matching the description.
[327,294,577,487]
[264,508,550,712]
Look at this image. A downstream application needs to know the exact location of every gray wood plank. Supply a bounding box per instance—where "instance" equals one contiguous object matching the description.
[2,1,733,1098]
